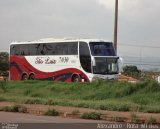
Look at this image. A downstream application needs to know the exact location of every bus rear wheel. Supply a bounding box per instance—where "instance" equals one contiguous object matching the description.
[22,74,28,80]
[29,74,35,80]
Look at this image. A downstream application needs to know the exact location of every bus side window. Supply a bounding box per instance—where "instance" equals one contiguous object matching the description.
[55,44,60,55]
[35,44,45,55]
[19,45,29,56]
[11,45,20,55]
[68,42,78,55]
[51,44,56,55]
[45,44,53,55]
[28,44,37,55]
[10,45,15,55]
[61,43,68,55]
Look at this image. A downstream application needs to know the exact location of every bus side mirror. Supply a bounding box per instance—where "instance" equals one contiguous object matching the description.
[118,57,124,72]
[92,57,96,66]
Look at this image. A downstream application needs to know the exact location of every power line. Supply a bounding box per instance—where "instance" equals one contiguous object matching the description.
[122,55,160,58]
[124,60,160,64]
[119,43,160,48]
[124,61,160,66]
[124,57,160,60]
[124,63,160,67]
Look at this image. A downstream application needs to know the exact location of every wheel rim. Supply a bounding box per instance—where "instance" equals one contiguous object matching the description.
[22,75,28,80]
[29,74,35,80]
[72,75,79,82]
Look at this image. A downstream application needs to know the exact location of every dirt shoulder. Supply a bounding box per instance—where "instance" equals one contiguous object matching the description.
[0,102,159,123]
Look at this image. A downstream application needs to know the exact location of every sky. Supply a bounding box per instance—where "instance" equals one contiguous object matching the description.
[0,0,160,70]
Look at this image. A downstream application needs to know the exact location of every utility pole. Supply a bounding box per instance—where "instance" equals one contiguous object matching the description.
[113,0,118,54]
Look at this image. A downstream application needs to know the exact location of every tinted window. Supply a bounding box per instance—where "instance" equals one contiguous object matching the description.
[10,42,78,56]
[28,44,37,55]
[19,45,29,55]
[79,42,91,73]
[11,44,35,56]
[42,42,78,55]
[89,42,116,56]
[93,57,118,74]
[68,43,78,55]
[10,45,20,55]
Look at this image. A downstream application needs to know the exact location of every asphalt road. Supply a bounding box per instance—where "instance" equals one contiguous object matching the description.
[0,112,105,129]
[0,112,156,129]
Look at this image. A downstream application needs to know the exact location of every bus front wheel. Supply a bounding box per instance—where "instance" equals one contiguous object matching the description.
[72,75,80,82]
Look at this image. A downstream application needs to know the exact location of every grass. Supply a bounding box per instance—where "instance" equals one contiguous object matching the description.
[0,80,7,92]
[111,116,124,122]
[81,112,101,120]
[130,112,139,123]
[147,116,157,124]
[0,105,27,113]
[71,109,80,115]
[0,80,160,113]
[43,109,59,116]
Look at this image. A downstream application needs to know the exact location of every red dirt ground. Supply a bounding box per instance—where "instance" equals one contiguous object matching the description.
[0,102,159,123]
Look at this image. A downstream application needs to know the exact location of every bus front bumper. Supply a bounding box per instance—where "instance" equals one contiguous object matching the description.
[92,74,119,81]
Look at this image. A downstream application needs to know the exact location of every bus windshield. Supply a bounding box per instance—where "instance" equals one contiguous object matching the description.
[89,42,116,56]
[93,57,118,74]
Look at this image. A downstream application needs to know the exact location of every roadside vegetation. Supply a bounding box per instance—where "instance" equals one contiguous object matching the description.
[147,116,157,124]
[130,112,139,123]
[0,80,160,113]
[0,105,27,113]
[43,109,59,116]
[81,112,101,120]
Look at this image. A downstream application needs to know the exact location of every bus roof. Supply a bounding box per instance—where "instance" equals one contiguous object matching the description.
[10,38,112,45]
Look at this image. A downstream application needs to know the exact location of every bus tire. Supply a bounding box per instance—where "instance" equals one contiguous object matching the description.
[72,74,80,82]
[21,74,28,80]
[29,74,35,80]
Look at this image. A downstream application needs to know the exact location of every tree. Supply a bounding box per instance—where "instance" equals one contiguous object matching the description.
[123,65,141,79]
[0,52,9,72]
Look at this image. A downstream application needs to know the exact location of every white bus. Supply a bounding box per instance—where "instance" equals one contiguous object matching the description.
[9,38,119,82]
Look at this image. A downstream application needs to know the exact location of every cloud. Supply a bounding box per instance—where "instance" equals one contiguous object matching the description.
[0,0,114,41]
[98,0,115,10]
[97,0,160,44]
[0,0,116,52]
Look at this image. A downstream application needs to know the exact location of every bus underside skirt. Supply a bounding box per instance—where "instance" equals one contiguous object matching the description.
[39,73,72,82]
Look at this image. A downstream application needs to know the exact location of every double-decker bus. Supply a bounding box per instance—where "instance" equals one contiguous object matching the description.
[9,38,119,82]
